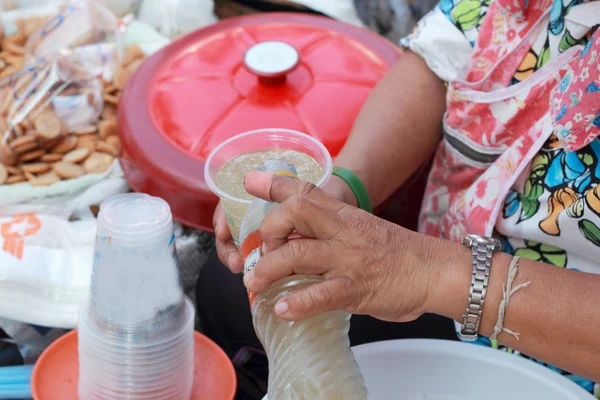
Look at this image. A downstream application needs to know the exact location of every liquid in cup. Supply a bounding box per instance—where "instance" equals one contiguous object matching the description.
[205,129,329,247]
[78,193,194,400]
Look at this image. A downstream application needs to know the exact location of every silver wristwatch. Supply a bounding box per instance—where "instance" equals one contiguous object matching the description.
[460,234,502,341]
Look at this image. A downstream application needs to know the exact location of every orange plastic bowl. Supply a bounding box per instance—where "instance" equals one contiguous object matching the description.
[31,330,236,400]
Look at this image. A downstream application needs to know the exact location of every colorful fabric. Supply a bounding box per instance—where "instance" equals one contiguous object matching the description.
[404,0,600,395]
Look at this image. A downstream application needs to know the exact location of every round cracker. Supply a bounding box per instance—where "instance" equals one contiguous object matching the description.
[73,125,98,135]
[6,166,21,176]
[83,152,114,174]
[13,140,39,155]
[10,134,37,149]
[63,148,90,163]
[6,175,26,184]
[40,153,63,162]
[105,135,122,155]
[34,110,63,140]
[102,104,117,120]
[96,141,117,156]
[19,148,45,162]
[0,147,17,166]
[21,162,51,174]
[102,93,119,106]
[0,164,7,184]
[75,137,97,154]
[51,135,77,154]
[99,119,117,140]
[53,161,85,179]
[28,170,60,186]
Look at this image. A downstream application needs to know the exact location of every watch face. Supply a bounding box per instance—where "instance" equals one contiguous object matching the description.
[463,234,502,251]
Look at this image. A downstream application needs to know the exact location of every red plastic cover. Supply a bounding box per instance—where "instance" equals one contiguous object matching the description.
[118,13,401,231]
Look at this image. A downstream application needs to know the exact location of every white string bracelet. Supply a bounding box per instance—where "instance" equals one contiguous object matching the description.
[490,256,531,341]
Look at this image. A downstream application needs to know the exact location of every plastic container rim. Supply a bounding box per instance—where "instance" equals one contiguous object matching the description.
[204,128,333,205]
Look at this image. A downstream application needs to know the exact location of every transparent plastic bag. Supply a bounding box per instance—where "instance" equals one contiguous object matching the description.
[0,0,116,86]
[0,55,104,172]
[1,1,65,39]
[0,0,134,189]
[24,0,117,60]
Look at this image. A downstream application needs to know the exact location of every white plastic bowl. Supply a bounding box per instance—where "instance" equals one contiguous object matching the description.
[263,339,594,400]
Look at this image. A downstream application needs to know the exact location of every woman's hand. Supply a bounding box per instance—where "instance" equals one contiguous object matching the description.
[214,175,358,273]
[242,171,448,322]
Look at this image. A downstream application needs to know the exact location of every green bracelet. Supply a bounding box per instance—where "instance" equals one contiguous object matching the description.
[331,167,373,213]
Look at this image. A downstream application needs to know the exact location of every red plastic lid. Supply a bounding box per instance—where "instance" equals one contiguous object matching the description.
[118,13,401,231]
[31,330,236,400]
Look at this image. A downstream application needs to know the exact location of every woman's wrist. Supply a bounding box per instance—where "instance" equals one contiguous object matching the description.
[419,235,472,320]
[421,235,515,334]
[324,174,358,207]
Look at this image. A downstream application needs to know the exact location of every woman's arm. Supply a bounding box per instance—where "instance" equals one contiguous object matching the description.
[242,173,600,382]
[429,239,600,381]
[327,51,447,207]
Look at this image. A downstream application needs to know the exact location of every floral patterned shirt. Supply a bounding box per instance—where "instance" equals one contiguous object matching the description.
[403,0,600,395]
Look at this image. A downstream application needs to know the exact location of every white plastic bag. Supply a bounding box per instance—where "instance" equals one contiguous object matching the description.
[291,0,363,27]
[0,165,128,329]
[137,0,216,38]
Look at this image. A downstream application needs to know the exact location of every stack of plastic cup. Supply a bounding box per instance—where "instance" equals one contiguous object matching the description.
[78,193,195,400]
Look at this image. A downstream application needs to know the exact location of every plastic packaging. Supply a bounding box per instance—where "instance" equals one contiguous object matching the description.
[0,168,128,329]
[24,0,117,60]
[0,0,122,188]
[0,0,154,192]
[77,193,194,400]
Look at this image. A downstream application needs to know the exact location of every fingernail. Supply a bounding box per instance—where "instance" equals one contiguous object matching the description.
[214,224,219,237]
[274,301,289,316]
[244,171,273,201]
[243,269,254,288]
[227,253,237,268]
[261,242,268,255]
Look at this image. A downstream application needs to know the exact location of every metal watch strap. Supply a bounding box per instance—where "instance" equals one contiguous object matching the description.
[460,234,501,341]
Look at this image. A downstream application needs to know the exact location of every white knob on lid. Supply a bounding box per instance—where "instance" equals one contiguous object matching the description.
[244,41,300,85]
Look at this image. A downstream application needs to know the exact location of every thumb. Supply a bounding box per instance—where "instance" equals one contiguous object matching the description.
[244,171,341,207]
[273,277,351,320]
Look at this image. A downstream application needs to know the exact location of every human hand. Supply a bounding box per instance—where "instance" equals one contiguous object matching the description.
[242,171,447,322]
[214,174,357,273]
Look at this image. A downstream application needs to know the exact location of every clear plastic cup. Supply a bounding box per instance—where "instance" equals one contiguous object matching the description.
[78,193,194,400]
[89,193,185,332]
[77,299,194,351]
[78,299,195,399]
[204,128,333,246]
